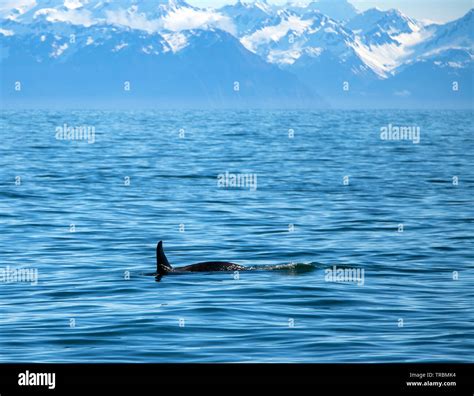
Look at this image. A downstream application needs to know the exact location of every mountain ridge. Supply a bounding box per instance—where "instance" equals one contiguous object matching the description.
[1,1,472,108]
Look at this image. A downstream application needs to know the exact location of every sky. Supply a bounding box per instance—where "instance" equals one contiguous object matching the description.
[187,0,473,23]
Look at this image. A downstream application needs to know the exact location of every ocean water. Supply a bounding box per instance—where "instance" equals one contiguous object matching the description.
[0,109,473,363]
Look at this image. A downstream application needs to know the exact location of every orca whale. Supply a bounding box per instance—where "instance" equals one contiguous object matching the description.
[156,241,246,276]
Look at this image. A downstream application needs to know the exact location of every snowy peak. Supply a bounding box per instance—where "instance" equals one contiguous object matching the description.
[219,0,275,36]
[342,8,429,76]
[295,0,358,21]
[346,8,421,41]
[420,8,474,53]
[234,0,273,13]
[240,9,359,67]
[219,0,273,17]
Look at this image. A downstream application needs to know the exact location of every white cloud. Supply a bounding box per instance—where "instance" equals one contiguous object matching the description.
[105,7,235,34]
[64,0,86,10]
[105,9,162,33]
[162,8,235,34]
[34,8,95,27]
[241,16,311,52]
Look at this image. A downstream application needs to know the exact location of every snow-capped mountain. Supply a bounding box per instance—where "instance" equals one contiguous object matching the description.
[416,8,474,55]
[371,10,474,107]
[343,8,429,76]
[0,0,472,108]
[346,8,421,39]
[239,8,380,100]
[243,4,471,83]
[0,18,319,107]
[291,0,357,22]
[218,0,276,36]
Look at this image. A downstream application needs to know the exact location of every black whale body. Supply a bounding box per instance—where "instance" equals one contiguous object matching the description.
[156,241,245,276]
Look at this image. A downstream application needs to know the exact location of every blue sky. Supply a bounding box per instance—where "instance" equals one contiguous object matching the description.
[188,0,473,22]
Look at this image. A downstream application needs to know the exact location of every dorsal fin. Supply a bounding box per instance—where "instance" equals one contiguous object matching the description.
[157,241,172,275]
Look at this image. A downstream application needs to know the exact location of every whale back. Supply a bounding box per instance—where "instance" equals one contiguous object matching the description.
[177,262,245,272]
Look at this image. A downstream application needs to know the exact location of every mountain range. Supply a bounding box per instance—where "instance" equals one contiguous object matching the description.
[0,0,472,108]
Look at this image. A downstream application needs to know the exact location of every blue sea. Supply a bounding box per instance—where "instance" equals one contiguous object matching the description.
[0,109,473,363]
